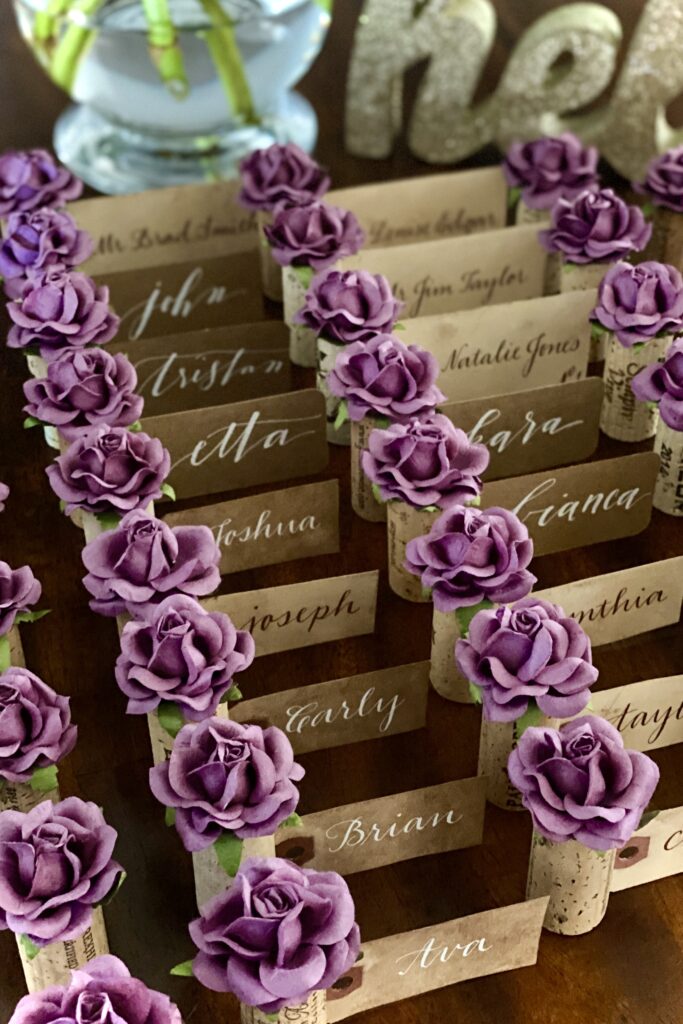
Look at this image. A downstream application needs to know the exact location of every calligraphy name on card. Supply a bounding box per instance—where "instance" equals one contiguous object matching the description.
[275,776,486,875]
[443,379,602,480]
[143,389,328,501]
[326,898,549,1021]
[104,252,266,342]
[205,571,379,657]
[612,806,683,892]
[232,662,428,753]
[535,556,683,647]
[164,480,339,576]
[481,453,659,556]
[401,291,594,402]
[72,179,257,275]
[339,225,547,319]
[327,166,506,248]
[591,675,683,753]
[109,322,290,415]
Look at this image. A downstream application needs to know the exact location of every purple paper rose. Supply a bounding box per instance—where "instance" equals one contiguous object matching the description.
[508,716,660,850]
[149,718,303,851]
[503,133,600,210]
[24,349,144,440]
[404,505,535,611]
[264,202,365,271]
[592,260,683,347]
[456,598,598,722]
[0,562,42,636]
[239,143,330,212]
[0,483,8,513]
[0,797,123,945]
[7,268,120,361]
[636,145,683,212]
[540,187,652,264]
[8,955,182,1024]
[0,207,93,297]
[189,857,360,1012]
[327,334,445,423]
[295,268,403,343]
[82,510,221,618]
[632,336,683,430]
[46,425,170,517]
[116,595,254,720]
[0,149,82,218]
[0,668,77,783]
[361,414,489,509]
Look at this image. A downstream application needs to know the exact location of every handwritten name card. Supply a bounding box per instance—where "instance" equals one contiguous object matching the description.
[339,224,548,319]
[204,571,379,657]
[443,379,602,480]
[72,180,257,275]
[592,675,683,753]
[164,480,340,575]
[143,389,328,501]
[535,557,683,647]
[326,898,549,1021]
[275,776,486,875]
[482,453,659,556]
[613,806,683,892]
[232,662,428,753]
[402,291,594,402]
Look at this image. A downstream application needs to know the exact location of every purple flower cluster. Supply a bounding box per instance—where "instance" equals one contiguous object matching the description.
[0,207,93,298]
[296,269,403,343]
[540,187,651,264]
[239,144,330,212]
[0,149,82,218]
[632,337,683,431]
[0,483,8,513]
[592,261,683,347]
[636,145,683,212]
[0,562,41,636]
[264,202,365,271]
[0,668,76,783]
[503,133,599,210]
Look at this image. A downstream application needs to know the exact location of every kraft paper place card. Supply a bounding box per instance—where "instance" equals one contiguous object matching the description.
[535,556,683,647]
[612,805,683,892]
[591,674,683,753]
[204,571,379,657]
[402,291,594,402]
[143,389,328,501]
[339,224,547,319]
[275,776,486,875]
[109,321,291,416]
[72,179,257,275]
[443,378,602,480]
[328,166,506,247]
[104,251,267,342]
[232,662,429,754]
[482,452,659,557]
[326,898,549,1021]
[164,480,340,576]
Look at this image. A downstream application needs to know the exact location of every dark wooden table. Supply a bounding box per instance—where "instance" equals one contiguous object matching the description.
[1,3,682,1023]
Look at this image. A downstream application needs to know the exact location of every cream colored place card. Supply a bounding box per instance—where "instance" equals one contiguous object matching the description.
[232,662,429,754]
[328,166,506,247]
[443,379,602,480]
[339,224,547,319]
[204,570,379,657]
[143,389,328,501]
[109,321,290,415]
[612,806,683,892]
[591,674,683,753]
[326,898,549,1021]
[72,180,257,275]
[275,776,486,874]
[482,453,659,557]
[535,557,683,647]
[164,480,340,575]
[402,291,594,402]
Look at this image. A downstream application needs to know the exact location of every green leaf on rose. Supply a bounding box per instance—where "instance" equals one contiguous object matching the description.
[393,321,406,331]
[507,185,522,211]
[591,320,609,342]
[29,764,59,793]
[293,265,314,289]
[15,608,51,625]
[371,483,385,504]
[170,960,194,977]
[226,684,243,703]
[455,599,494,639]
[100,870,127,907]
[637,808,660,830]
[128,420,143,432]
[165,807,177,828]
[0,636,11,672]
[19,934,41,961]
[515,701,544,736]
[23,416,41,429]
[214,831,244,877]
[96,511,122,531]
[468,681,483,705]
[282,812,303,829]
[161,482,176,502]
[641,200,655,219]
[157,701,185,740]
[334,401,349,431]
[373,415,392,429]
[264,1015,279,1022]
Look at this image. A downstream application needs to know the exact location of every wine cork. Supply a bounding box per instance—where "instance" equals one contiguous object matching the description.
[430,608,471,702]
[653,206,683,269]
[0,778,60,814]
[600,334,668,442]
[316,337,349,446]
[17,905,109,993]
[560,260,611,362]
[5,624,26,668]
[147,700,230,766]
[652,418,683,517]
[479,715,561,810]
[257,210,283,303]
[386,501,439,602]
[25,354,48,379]
[283,266,316,368]
[515,200,550,226]
[350,417,386,522]
[526,832,615,935]
[241,990,327,1024]
[193,834,277,910]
